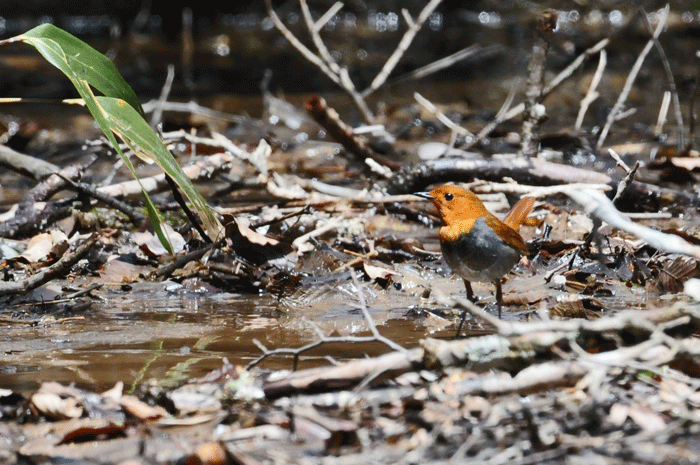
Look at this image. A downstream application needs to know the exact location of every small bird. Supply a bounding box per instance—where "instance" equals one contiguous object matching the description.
[416,186,535,319]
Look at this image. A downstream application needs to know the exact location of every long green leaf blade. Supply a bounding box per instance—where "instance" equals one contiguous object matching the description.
[95,96,223,242]
[15,24,143,115]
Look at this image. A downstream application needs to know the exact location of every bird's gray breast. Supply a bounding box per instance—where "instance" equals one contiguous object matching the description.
[440,217,521,282]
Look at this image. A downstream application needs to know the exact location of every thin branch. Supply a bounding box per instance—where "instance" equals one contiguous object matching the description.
[597,5,669,149]
[521,12,557,157]
[0,234,99,296]
[150,63,175,128]
[314,2,343,32]
[466,38,610,149]
[608,148,640,205]
[305,95,399,169]
[414,92,474,139]
[567,188,700,260]
[349,268,405,353]
[575,49,606,131]
[299,0,342,75]
[654,90,671,138]
[57,174,147,225]
[389,44,497,85]
[263,0,341,87]
[264,0,375,123]
[641,7,686,149]
[362,0,443,98]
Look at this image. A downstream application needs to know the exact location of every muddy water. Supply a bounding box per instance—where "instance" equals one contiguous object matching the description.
[1,259,657,394]
[0,276,460,393]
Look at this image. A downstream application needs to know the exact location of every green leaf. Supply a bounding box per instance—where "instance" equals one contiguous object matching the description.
[2,24,224,245]
[95,96,223,242]
[74,80,177,253]
[15,24,143,116]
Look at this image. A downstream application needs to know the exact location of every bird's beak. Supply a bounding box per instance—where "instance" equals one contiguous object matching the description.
[414,191,434,200]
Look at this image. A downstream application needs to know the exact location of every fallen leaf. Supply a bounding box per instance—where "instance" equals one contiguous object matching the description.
[134,223,185,255]
[120,395,169,421]
[18,230,69,264]
[232,217,279,246]
[363,262,398,280]
[31,392,83,420]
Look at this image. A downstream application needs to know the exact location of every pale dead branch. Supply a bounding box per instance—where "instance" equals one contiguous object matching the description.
[567,188,700,259]
[597,5,669,149]
[265,0,443,124]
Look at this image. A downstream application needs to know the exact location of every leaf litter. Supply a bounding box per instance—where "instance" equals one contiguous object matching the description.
[2,2,700,464]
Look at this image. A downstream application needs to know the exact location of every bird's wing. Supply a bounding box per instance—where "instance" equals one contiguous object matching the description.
[485,215,529,255]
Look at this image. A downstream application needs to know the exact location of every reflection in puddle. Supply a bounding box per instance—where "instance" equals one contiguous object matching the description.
[0,282,442,393]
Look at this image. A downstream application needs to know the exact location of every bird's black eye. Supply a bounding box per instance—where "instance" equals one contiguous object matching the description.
[444,193,454,201]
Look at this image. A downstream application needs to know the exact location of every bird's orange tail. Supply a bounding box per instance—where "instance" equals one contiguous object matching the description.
[502,197,535,231]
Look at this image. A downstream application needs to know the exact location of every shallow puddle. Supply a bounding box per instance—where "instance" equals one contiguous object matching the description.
[1,258,663,395]
[0,277,459,393]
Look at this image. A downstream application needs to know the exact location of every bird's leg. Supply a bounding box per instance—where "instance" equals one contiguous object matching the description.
[463,279,474,301]
[494,280,503,319]
[455,279,475,339]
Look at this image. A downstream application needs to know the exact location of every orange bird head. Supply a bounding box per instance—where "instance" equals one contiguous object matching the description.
[415,185,535,254]
[419,185,490,225]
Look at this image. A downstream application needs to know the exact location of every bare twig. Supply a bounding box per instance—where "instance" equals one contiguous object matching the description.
[246,271,404,371]
[57,174,147,225]
[521,12,557,157]
[361,0,443,98]
[141,100,244,124]
[305,95,400,169]
[414,92,474,140]
[349,269,405,353]
[567,188,700,259]
[641,7,685,149]
[689,51,700,149]
[0,144,59,180]
[263,0,374,123]
[608,147,641,210]
[150,63,175,128]
[575,49,606,131]
[97,147,267,200]
[0,234,99,296]
[466,39,610,149]
[654,91,671,138]
[299,0,343,75]
[390,44,497,85]
[597,5,669,149]
[266,0,445,124]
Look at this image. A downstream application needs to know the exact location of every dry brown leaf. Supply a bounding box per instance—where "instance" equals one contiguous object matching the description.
[232,217,279,247]
[101,381,123,401]
[503,289,549,306]
[423,311,453,334]
[669,157,700,171]
[549,296,604,319]
[655,255,699,294]
[658,378,693,404]
[363,262,397,280]
[18,230,69,264]
[120,395,169,421]
[98,257,150,284]
[30,392,83,420]
[56,418,127,445]
[193,442,229,465]
[607,403,629,427]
